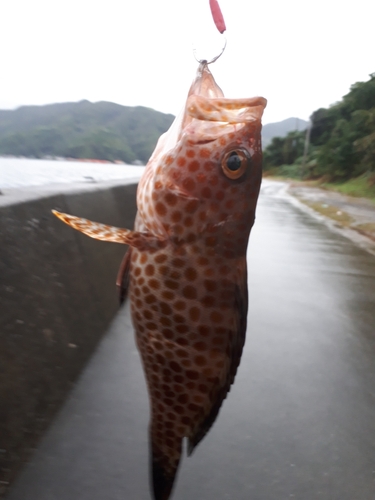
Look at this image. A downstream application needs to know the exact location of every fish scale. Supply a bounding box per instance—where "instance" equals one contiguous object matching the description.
[53,61,266,500]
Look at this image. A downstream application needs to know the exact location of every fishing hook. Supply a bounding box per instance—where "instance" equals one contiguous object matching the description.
[193,34,227,65]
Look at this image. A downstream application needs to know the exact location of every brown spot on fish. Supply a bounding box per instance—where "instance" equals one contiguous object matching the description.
[182,178,196,191]
[185,199,199,213]
[184,267,197,281]
[189,307,200,322]
[155,202,167,216]
[145,264,155,276]
[182,286,197,300]
[188,160,200,172]
[171,211,182,223]
[200,148,211,158]
[165,192,178,206]
[174,300,186,311]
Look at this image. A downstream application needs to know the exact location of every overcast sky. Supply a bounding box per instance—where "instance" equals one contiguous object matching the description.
[0,0,374,124]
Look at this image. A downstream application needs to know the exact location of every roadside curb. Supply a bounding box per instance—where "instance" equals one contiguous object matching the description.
[282,182,375,256]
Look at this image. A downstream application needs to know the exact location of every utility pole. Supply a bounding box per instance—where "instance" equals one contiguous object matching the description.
[301,118,312,179]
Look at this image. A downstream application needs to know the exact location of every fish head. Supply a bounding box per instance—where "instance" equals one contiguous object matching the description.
[137,63,267,252]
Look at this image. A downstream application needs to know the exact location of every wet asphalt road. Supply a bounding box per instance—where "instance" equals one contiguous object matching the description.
[6,180,375,500]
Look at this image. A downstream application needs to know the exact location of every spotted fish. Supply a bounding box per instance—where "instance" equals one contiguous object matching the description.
[53,61,266,500]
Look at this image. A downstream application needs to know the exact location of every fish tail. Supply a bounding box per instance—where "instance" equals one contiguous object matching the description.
[150,432,182,500]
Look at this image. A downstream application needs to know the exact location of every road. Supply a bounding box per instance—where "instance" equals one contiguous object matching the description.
[5,180,375,500]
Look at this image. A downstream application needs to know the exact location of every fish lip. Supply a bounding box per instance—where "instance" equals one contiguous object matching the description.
[194,138,217,145]
[183,130,219,145]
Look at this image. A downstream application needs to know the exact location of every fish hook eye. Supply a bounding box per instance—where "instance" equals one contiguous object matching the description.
[221,149,251,180]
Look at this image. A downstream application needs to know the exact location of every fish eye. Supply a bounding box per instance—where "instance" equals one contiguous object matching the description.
[221,149,251,180]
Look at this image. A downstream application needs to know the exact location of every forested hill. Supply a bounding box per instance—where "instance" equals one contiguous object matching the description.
[0,101,175,164]
[262,117,308,148]
[263,72,375,181]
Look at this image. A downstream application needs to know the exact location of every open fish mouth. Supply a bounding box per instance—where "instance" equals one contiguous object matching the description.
[194,138,217,145]
[187,95,267,124]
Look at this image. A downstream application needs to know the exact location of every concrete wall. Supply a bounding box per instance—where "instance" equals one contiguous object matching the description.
[0,182,138,493]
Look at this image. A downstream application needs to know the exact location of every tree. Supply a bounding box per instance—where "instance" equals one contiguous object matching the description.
[263,131,305,171]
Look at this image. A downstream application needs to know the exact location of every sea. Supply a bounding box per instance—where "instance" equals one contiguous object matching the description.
[0,157,145,190]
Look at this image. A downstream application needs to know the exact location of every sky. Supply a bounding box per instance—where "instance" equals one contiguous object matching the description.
[0,0,374,125]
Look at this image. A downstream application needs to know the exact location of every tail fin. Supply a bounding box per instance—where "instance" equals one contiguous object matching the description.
[150,437,182,500]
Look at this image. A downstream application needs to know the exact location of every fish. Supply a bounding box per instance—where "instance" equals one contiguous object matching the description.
[53,61,266,500]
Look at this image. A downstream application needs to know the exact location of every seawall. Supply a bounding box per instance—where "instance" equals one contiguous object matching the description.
[0,180,138,493]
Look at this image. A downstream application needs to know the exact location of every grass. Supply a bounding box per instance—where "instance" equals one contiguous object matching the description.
[354,222,375,241]
[303,202,354,227]
[300,202,375,240]
[321,175,375,201]
[265,171,375,202]
[356,222,375,231]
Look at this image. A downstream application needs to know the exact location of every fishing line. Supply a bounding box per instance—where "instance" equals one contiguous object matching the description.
[193,0,227,64]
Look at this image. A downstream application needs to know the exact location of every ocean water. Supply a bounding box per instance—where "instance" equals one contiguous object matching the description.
[0,158,145,189]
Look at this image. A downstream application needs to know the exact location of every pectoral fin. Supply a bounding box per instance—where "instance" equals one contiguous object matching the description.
[52,210,164,250]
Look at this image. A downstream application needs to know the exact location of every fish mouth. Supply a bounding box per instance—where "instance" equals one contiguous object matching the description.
[194,138,217,145]
[187,95,267,124]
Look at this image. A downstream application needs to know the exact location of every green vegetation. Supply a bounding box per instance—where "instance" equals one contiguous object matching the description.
[322,174,375,201]
[263,130,306,178]
[0,101,174,163]
[302,202,353,226]
[263,73,375,198]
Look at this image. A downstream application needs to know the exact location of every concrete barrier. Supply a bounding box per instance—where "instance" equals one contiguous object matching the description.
[0,181,138,494]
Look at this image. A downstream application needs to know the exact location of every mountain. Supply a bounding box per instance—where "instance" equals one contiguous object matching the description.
[0,101,175,164]
[262,117,308,148]
[0,103,308,161]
